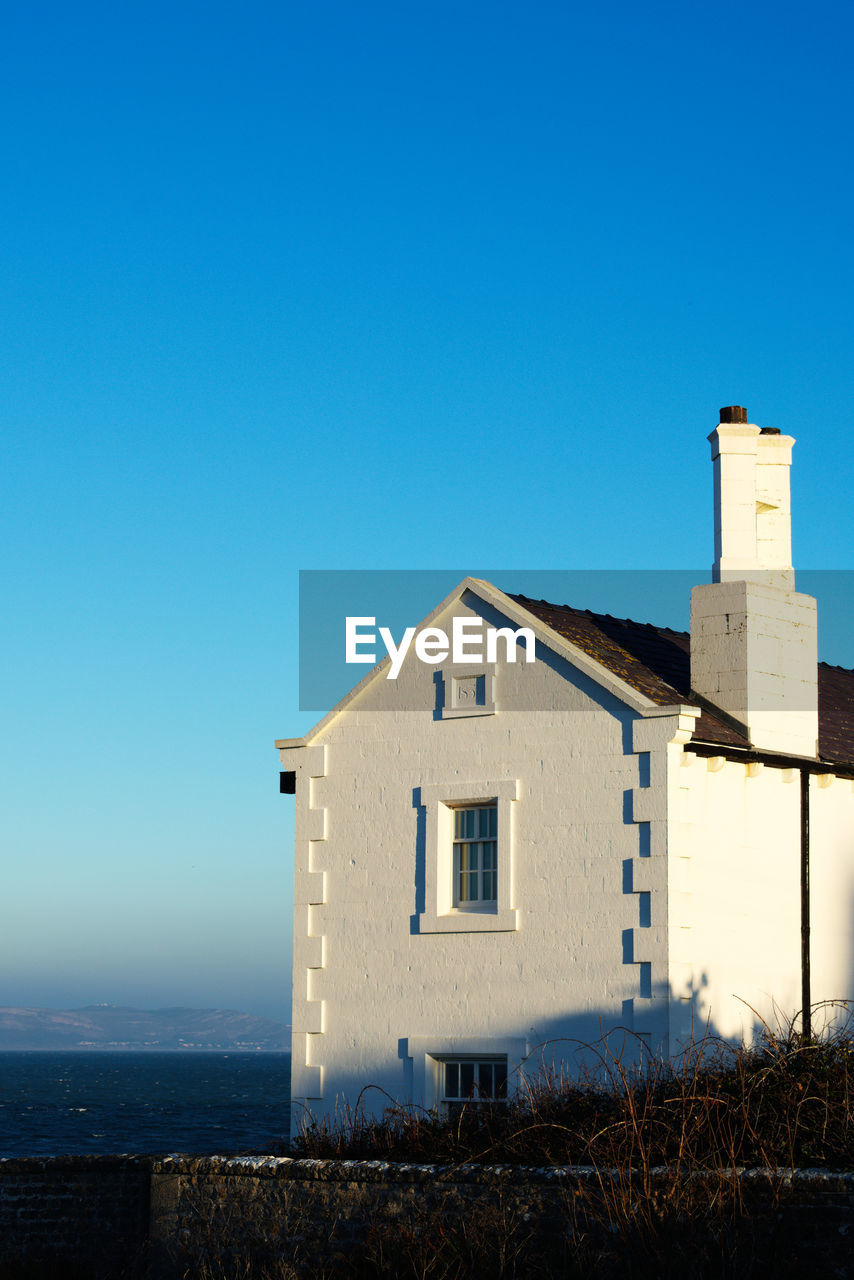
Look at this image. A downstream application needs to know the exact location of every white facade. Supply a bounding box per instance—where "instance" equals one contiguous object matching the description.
[279,410,854,1124]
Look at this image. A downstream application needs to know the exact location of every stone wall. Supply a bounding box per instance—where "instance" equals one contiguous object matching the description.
[2,1154,854,1278]
[147,1155,576,1277]
[0,1155,150,1277]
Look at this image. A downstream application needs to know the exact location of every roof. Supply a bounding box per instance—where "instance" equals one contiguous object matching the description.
[511,593,854,766]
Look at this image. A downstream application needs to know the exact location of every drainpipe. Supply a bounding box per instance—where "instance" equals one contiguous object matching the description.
[800,769,811,1043]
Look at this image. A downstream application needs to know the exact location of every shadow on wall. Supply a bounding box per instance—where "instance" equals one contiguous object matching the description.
[483,977,783,1093]
[287,982,843,1136]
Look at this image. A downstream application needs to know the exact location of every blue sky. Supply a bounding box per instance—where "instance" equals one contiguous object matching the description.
[3,0,853,1024]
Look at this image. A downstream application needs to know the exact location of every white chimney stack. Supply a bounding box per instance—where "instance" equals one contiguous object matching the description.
[690,406,818,758]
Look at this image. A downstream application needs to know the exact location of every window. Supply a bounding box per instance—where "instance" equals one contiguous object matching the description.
[453,804,497,906]
[442,1056,508,1115]
[406,1037,526,1112]
[417,779,519,933]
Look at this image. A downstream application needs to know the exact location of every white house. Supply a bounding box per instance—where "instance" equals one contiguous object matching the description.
[277,407,854,1124]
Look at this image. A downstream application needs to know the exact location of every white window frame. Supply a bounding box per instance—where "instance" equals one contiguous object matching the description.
[406,1036,528,1112]
[440,1055,508,1111]
[452,802,497,908]
[418,779,519,933]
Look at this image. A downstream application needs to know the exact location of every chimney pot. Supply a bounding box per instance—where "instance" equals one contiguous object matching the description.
[719,405,748,424]
[759,427,781,435]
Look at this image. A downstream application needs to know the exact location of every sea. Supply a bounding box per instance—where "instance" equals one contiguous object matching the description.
[0,1051,291,1158]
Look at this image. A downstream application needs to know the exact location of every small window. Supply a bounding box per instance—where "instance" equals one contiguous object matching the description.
[442,1056,508,1115]
[452,804,497,906]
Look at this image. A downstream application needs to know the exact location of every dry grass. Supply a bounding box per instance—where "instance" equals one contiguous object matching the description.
[287,1009,854,1174]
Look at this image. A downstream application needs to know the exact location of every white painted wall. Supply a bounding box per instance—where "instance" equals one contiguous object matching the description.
[670,753,803,1047]
[283,590,672,1124]
[809,774,854,1030]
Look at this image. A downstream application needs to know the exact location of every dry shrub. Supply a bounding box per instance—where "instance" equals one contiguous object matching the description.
[289,1005,854,1173]
[211,1009,854,1277]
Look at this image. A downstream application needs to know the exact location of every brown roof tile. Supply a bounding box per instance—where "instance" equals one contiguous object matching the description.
[510,593,854,764]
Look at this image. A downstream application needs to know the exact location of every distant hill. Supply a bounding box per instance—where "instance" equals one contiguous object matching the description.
[0,1006,291,1051]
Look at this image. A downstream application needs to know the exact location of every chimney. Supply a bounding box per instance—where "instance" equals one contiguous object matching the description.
[690,407,818,757]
